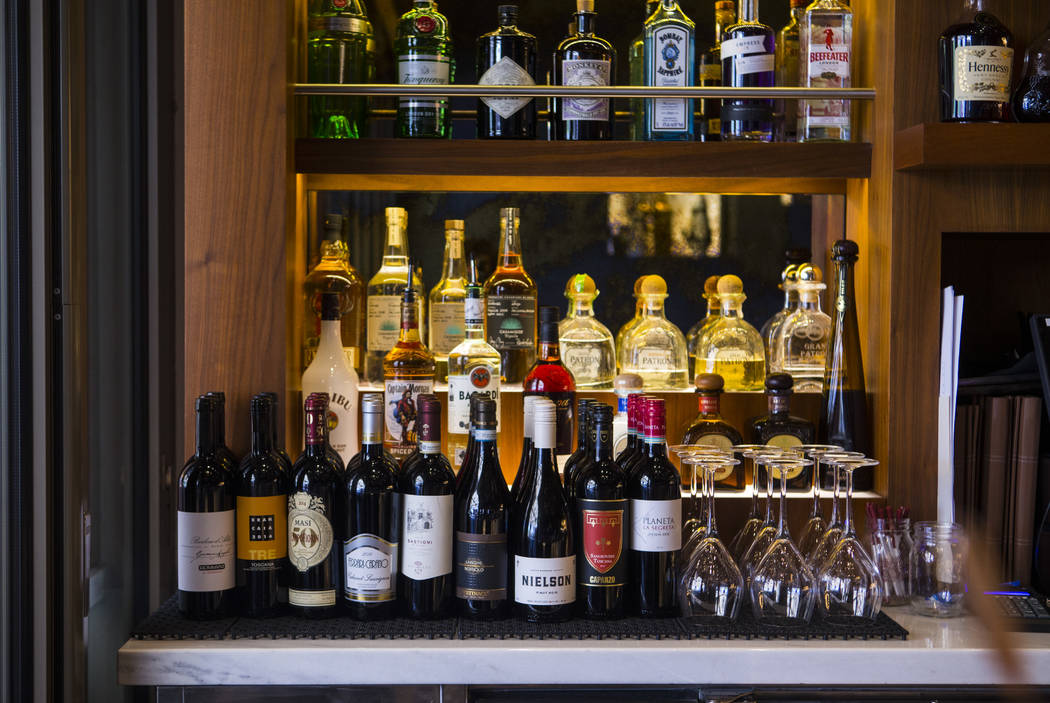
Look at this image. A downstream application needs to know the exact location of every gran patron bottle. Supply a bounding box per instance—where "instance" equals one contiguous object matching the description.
[720,0,775,141]
[396,0,454,138]
[629,1,661,141]
[775,264,830,393]
[476,4,538,139]
[307,0,374,139]
[686,274,721,380]
[559,273,616,390]
[303,213,365,373]
[428,220,468,382]
[643,0,695,141]
[682,373,744,490]
[620,275,690,390]
[760,264,799,372]
[615,275,648,371]
[775,0,804,142]
[696,1,735,141]
[939,0,1014,123]
[697,275,765,392]
[553,0,617,141]
[799,0,853,142]
[484,207,537,384]
[524,306,578,456]
[750,373,814,491]
[1013,18,1050,122]
[302,292,360,466]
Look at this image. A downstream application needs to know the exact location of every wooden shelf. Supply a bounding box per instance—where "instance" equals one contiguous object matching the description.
[296,138,872,194]
[895,123,1050,171]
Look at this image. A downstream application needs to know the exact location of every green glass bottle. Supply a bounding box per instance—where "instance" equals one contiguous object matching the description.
[396,0,454,139]
[307,0,374,139]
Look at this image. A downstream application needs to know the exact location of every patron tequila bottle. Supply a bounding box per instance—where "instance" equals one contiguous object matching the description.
[643,0,695,141]
[750,373,814,491]
[559,273,616,390]
[776,264,830,393]
[799,0,852,142]
[775,0,804,141]
[553,0,616,141]
[686,274,721,380]
[476,4,538,139]
[307,0,374,139]
[621,275,690,390]
[939,0,1013,122]
[615,275,648,372]
[697,275,765,392]
[682,373,744,490]
[696,1,736,141]
[484,207,537,385]
[720,0,775,141]
[429,220,468,382]
[396,0,454,138]
[629,2,661,140]
[760,264,799,371]
[303,213,365,373]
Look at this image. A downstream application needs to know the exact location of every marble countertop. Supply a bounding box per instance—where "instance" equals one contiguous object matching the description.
[117,607,1050,688]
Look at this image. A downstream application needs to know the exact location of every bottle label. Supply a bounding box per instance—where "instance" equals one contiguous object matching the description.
[343,533,399,602]
[384,379,435,458]
[634,348,675,369]
[455,531,508,601]
[288,588,336,607]
[562,346,603,379]
[561,59,611,121]
[648,25,691,132]
[514,555,576,605]
[429,300,466,355]
[464,296,484,327]
[630,498,682,552]
[478,55,536,119]
[953,45,1013,102]
[308,16,369,35]
[700,61,721,83]
[803,22,851,127]
[397,54,451,110]
[485,294,536,351]
[733,53,775,76]
[578,498,627,588]
[367,294,402,352]
[765,452,804,481]
[177,510,235,592]
[698,395,721,415]
[401,494,453,581]
[287,492,334,573]
[448,365,500,434]
[236,495,287,566]
[722,35,769,60]
[325,389,357,463]
[768,394,790,414]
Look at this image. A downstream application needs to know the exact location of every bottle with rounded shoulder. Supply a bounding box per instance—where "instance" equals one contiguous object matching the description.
[303,291,360,465]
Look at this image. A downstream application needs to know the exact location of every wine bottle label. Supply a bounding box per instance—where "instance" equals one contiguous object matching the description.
[429,301,466,355]
[455,531,508,601]
[287,492,334,573]
[397,54,451,110]
[953,45,1013,102]
[485,294,536,350]
[514,555,576,605]
[448,366,500,434]
[648,25,691,132]
[367,294,401,352]
[177,510,235,592]
[400,494,453,581]
[384,380,435,458]
[478,56,536,119]
[288,588,336,608]
[343,533,399,602]
[561,59,611,121]
[578,499,627,588]
[629,498,682,552]
[236,495,287,567]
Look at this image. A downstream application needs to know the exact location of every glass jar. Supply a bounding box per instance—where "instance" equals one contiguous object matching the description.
[909,522,967,617]
[869,518,912,606]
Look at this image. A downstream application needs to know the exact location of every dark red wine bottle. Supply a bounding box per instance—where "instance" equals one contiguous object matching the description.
[623,394,657,483]
[562,397,593,499]
[205,390,238,470]
[615,392,641,466]
[510,395,538,504]
[259,391,294,473]
[524,306,577,456]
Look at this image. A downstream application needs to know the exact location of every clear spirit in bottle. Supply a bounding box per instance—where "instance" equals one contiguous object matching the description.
[696,1,736,142]
[629,1,660,141]
[776,264,830,393]
[476,4,538,139]
[682,373,744,490]
[429,220,468,382]
[620,275,690,390]
[799,0,853,142]
[760,263,800,371]
[302,292,360,466]
[559,273,616,390]
[615,275,648,372]
[396,0,454,138]
[939,0,1014,123]
[307,0,374,139]
[553,0,617,141]
[303,213,365,373]
[643,0,695,141]
[686,274,721,380]
[751,373,814,491]
[720,0,775,141]
[697,275,765,391]
[484,207,537,385]
[775,0,805,141]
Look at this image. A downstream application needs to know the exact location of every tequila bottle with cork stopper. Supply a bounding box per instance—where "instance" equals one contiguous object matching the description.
[696,1,736,142]
[760,264,800,371]
[484,207,537,384]
[429,220,468,382]
[396,0,454,138]
[553,0,617,141]
[559,273,616,390]
[776,264,830,393]
[686,274,721,380]
[303,213,365,374]
[620,275,690,391]
[750,373,814,491]
[697,275,766,392]
[643,0,696,141]
[799,0,853,142]
[720,0,775,141]
[682,373,745,490]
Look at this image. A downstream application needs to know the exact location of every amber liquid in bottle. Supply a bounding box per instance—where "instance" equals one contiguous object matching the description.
[681,374,744,490]
[484,208,537,385]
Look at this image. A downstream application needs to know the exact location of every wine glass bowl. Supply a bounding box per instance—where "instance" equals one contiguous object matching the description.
[793,444,842,557]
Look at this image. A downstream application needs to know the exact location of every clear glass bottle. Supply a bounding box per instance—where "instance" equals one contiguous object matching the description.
[559,273,616,390]
[1012,17,1050,123]
[306,0,374,139]
[620,275,690,390]
[615,275,649,372]
[553,0,617,141]
[302,292,360,466]
[776,264,830,393]
[686,274,721,381]
[697,275,765,392]
[303,213,365,374]
[939,0,1014,123]
[720,0,775,141]
[429,220,468,382]
[696,1,736,142]
[395,0,454,139]
[775,0,805,142]
[643,0,696,141]
[483,207,537,385]
[365,207,425,384]
[799,0,853,142]
[760,264,799,371]
[629,1,661,140]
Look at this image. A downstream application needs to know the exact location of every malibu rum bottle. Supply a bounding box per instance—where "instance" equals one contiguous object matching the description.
[307,0,374,138]
[302,292,360,466]
[643,0,695,141]
[303,213,365,374]
[396,0,454,138]
[428,220,468,382]
[750,373,814,491]
[682,373,744,490]
[553,0,617,141]
[484,207,537,384]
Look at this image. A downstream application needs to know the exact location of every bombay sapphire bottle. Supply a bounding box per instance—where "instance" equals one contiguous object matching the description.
[720,0,775,141]
[643,0,695,141]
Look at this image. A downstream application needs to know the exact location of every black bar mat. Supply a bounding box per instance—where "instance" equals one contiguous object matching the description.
[458,616,685,641]
[229,614,457,640]
[679,609,909,641]
[130,596,235,640]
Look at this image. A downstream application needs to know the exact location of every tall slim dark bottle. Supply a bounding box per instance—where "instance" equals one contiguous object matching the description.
[513,399,576,622]
[562,397,593,496]
[288,394,343,617]
[626,397,681,617]
[510,395,538,503]
[205,390,238,470]
[178,395,236,619]
[343,393,401,619]
[574,405,627,619]
[455,397,511,618]
[476,4,538,139]
[553,0,617,140]
[237,395,290,617]
[259,391,294,473]
[615,392,642,467]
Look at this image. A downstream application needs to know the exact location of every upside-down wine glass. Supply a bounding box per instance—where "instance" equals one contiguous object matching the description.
[739,449,786,584]
[670,444,704,539]
[679,448,733,566]
[808,451,863,571]
[795,444,842,557]
[728,445,768,561]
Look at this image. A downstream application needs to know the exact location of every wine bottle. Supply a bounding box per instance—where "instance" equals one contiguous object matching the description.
[512,399,576,622]
[523,306,577,456]
[574,404,627,619]
[236,395,290,617]
[178,395,236,619]
[302,291,360,466]
[615,392,642,467]
[476,4,538,139]
[562,397,593,498]
[510,395,540,504]
[204,391,238,470]
[627,397,681,617]
[343,393,401,619]
[454,397,511,618]
[258,391,294,473]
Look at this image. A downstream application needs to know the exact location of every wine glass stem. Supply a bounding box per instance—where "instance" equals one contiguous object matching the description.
[765,461,774,524]
[690,461,698,523]
[777,463,788,537]
[811,456,821,517]
[843,466,855,538]
[830,464,841,525]
[749,457,758,516]
[705,467,716,536]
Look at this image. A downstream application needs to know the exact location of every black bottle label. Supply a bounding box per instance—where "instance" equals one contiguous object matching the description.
[454,531,508,601]
[485,295,536,350]
[577,498,627,588]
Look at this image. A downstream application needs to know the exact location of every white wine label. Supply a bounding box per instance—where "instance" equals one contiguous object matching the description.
[288,588,336,607]
[367,295,401,352]
[177,510,235,592]
[344,533,398,602]
[954,45,1013,102]
[384,379,435,456]
[287,492,334,573]
[721,35,769,61]
[448,365,500,433]
[514,555,576,606]
[734,53,775,76]
[398,54,451,109]
[648,25,691,132]
[429,301,466,355]
[401,494,453,581]
[630,498,682,552]
[479,56,535,119]
[561,59,611,121]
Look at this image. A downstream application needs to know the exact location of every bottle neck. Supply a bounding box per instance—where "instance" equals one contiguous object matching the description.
[706,298,720,317]
[593,422,613,462]
[464,294,485,339]
[715,8,734,40]
[833,257,857,324]
[304,407,328,450]
[361,411,383,448]
[211,404,226,448]
[698,392,721,418]
[572,298,595,319]
[574,11,596,36]
[250,410,274,455]
[398,298,422,344]
[383,221,409,267]
[784,288,798,309]
[538,339,562,362]
[441,232,465,281]
[739,0,759,23]
[720,296,744,319]
[768,392,790,416]
[498,215,523,270]
[195,409,216,457]
[798,291,822,312]
[318,318,344,356]
[642,297,667,319]
[644,434,667,459]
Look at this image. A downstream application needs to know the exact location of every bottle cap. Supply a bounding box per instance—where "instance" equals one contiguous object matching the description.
[715,0,734,10]
[703,275,720,300]
[577,0,595,13]
[305,392,329,412]
[716,275,744,296]
[445,219,464,231]
[385,206,406,228]
[780,264,799,288]
[565,273,597,299]
[250,394,274,415]
[626,393,640,432]
[205,390,226,405]
[642,397,666,440]
[797,264,823,283]
[499,207,520,227]
[765,373,794,393]
[498,4,518,22]
[632,275,648,297]
[475,397,497,428]
[614,373,644,392]
[577,396,592,416]
[195,394,218,412]
[639,275,668,297]
[592,404,613,426]
[539,305,560,342]
[361,393,384,414]
[533,399,557,449]
[695,373,725,393]
[323,213,343,238]
[522,395,540,439]
[402,263,417,303]
[832,239,860,263]
[418,395,441,443]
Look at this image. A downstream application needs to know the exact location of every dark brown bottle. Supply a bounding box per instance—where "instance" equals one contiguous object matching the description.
[553,0,617,141]
[750,373,814,492]
[476,4,538,139]
[681,373,745,490]
[938,1,1014,122]
[563,398,594,501]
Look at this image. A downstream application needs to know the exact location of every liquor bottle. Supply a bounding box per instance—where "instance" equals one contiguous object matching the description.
[383,264,436,463]
[760,264,800,371]
[574,404,627,619]
[560,273,616,390]
[178,395,236,619]
[644,0,695,141]
[562,397,593,497]
[447,258,501,470]
[484,207,537,384]
[821,239,871,489]
[510,395,540,503]
[303,214,366,373]
[799,0,852,142]
[429,220,468,382]
[307,0,374,139]
[303,292,360,465]
[612,373,644,457]
[696,275,766,392]
[553,0,617,141]
[398,395,455,618]
[775,264,830,393]
[775,0,804,141]
[627,397,681,617]
[524,306,577,456]
[629,1,661,141]
[287,393,343,617]
[476,4,538,139]
[258,391,294,473]
[682,373,745,490]
[939,0,1014,123]
[204,391,238,471]
[686,274,721,380]
[454,397,511,618]
[236,395,290,617]
[720,0,775,141]
[366,207,425,384]
[512,400,576,623]
[696,1,736,142]
[615,276,648,371]
[343,393,401,619]
[395,0,454,139]
[1013,19,1050,123]
[750,373,814,491]
[620,275,690,390]
[616,392,643,469]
